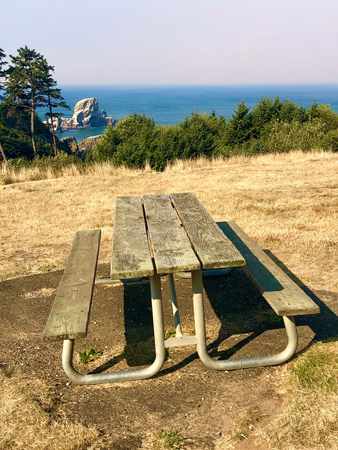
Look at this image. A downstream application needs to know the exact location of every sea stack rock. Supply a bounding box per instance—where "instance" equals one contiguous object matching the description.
[47,98,117,132]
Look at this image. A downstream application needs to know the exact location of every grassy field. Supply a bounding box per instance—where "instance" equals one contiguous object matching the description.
[1,150,338,449]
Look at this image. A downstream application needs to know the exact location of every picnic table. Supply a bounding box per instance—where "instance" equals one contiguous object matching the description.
[43,192,319,385]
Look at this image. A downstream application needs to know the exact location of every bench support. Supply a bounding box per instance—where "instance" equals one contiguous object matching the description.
[61,274,166,385]
[191,270,298,370]
[168,273,183,338]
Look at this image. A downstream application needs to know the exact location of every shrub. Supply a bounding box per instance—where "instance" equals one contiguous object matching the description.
[176,112,218,160]
[262,119,326,153]
[322,130,338,152]
[89,125,121,162]
[8,151,84,174]
[308,102,338,132]
[149,125,180,171]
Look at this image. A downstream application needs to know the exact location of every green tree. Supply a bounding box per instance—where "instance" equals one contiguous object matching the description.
[251,96,283,139]
[93,125,121,161]
[6,47,50,155]
[42,61,70,156]
[149,125,179,171]
[279,99,308,123]
[114,113,154,142]
[222,101,253,147]
[91,113,157,168]
[112,114,158,168]
[177,112,218,160]
[308,101,338,132]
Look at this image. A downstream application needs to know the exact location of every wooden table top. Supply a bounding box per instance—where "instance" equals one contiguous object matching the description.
[111,192,245,279]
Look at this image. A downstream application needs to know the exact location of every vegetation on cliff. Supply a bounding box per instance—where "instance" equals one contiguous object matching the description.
[1,47,338,173]
[90,98,338,171]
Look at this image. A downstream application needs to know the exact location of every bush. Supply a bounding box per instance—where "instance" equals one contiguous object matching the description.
[112,114,158,168]
[89,126,121,162]
[176,112,219,160]
[322,130,338,152]
[308,102,338,133]
[89,113,157,168]
[262,119,326,153]
[31,152,85,173]
[148,125,179,171]
[8,151,84,174]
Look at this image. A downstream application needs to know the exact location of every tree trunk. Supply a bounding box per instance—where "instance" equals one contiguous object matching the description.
[48,94,58,156]
[31,95,37,156]
[0,140,8,164]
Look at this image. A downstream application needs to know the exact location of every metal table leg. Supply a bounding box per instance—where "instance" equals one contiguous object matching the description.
[191,270,298,370]
[62,274,166,384]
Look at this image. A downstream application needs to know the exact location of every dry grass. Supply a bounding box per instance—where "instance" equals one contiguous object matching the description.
[1,150,337,293]
[0,160,153,185]
[0,368,100,449]
[230,406,264,443]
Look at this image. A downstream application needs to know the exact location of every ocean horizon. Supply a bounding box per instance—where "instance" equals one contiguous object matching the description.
[36,84,338,143]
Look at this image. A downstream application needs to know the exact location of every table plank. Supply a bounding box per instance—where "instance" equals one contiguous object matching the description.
[111,195,154,279]
[43,229,101,341]
[143,194,201,274]
[170,192,245,269]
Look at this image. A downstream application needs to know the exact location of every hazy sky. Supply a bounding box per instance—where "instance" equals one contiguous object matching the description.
[2,0,338,85]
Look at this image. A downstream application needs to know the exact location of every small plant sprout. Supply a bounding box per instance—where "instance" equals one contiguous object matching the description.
[39,264,55,272]
[165,328,176,339]
[154,430,184,449]
[79,348,102,364]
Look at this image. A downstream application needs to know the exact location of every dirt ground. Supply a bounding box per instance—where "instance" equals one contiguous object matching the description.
[1,261,338,450]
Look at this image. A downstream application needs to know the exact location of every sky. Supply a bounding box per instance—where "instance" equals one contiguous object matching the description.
[2,0,338,85]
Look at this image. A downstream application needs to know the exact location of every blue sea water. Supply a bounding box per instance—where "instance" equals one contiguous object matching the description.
[37,85,338,143]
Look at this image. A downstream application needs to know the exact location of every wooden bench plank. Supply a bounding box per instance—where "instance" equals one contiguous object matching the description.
[111,195,154,279]
[170,193,245,270]
[43,229,101,341]
[218,221,320,316]
[143,194,201,274]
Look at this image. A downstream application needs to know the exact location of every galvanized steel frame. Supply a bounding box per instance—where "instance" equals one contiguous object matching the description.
[191,270,298,370]
[62,274,166,385]
[61,269,298,384]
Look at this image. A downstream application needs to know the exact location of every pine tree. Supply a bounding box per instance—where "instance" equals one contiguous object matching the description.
[6,47,50,155]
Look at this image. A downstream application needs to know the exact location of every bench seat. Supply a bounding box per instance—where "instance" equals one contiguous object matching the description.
[43,229,101,341]
[218,221,319,316]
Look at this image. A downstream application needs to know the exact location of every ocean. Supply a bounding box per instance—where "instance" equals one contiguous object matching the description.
[37,85,338,143]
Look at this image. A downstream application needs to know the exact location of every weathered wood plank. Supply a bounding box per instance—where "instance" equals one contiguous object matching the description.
[43,229,101,341]
[143,194,201,274]
[111,195,154,279]
[170,193,245,269]
[143,193,178,223]
[218,221,320,316]
[113,195,146,230]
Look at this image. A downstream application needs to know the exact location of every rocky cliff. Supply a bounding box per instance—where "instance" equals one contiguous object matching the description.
[46,98,117,132]
[78,135,102,152]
